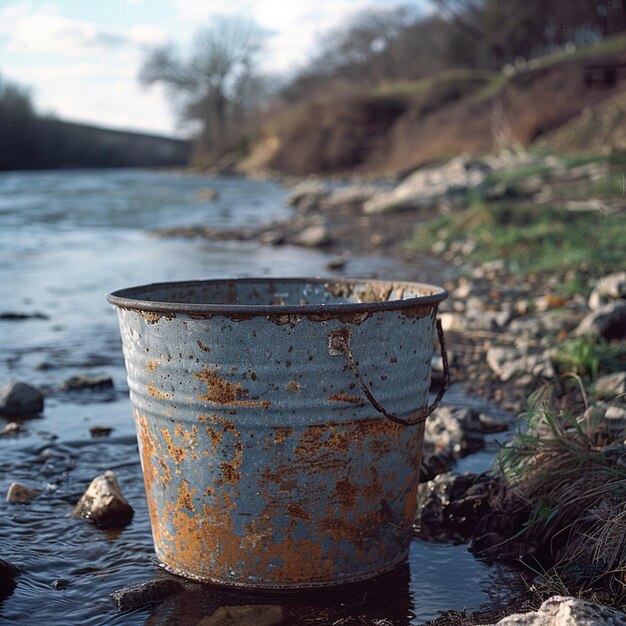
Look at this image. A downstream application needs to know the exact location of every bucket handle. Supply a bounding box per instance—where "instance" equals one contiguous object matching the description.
[329,318,449,426]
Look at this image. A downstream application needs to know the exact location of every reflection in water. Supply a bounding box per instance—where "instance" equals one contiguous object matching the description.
[146,565,414,626]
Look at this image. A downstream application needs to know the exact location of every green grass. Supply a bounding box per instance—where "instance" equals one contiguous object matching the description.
[552,336,626,381]
[409,199,626,275]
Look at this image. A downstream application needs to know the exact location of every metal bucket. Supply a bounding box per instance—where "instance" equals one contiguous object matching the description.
[108,278,448,588]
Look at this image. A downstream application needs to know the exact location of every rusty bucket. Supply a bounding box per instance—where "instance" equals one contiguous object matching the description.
[108,278,448,588]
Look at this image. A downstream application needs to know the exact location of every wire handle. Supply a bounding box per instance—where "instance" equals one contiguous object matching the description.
[328,318,449,426]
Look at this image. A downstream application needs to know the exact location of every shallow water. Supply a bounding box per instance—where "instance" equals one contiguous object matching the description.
[0,169,521,625]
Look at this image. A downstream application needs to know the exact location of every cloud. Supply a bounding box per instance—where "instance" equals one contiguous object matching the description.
[169,0,406,72]
[0,3,167,56]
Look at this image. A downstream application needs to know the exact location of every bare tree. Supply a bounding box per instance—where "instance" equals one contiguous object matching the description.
[139,17,265,154]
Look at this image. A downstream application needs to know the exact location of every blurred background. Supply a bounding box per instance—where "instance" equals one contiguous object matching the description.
[1,0,625,173]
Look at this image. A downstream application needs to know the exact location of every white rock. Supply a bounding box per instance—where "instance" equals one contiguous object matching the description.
[72,470,134,528]
[589,271,626,309]
[286,180,329,211]
[363,156,487,214]
[487,346,554,382]
[479,595,626,625]
[323,184,379,208]
[292,224,331,247]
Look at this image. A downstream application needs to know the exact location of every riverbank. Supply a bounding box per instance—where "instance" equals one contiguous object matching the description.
[155,148,626,621]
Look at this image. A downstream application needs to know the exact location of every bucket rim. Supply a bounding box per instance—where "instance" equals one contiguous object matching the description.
[107,277,447,318]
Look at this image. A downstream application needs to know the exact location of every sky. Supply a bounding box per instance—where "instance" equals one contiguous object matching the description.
[0,0,425,137]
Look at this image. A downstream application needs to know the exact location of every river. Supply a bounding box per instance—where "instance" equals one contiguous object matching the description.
[0,169,521,625]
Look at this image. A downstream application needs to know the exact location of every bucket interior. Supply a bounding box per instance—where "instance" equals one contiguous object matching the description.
[108,278,446,313]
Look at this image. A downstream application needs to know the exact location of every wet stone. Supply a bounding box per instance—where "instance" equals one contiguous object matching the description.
[72,470,134,529]
[0,558,20,601]
[52,579,70,590]
[0,381,44,417]
[0,421,23,437]
[6,482,38,504]
[89,425,113,438]
[61,374,114,391]
[111,579,185,611]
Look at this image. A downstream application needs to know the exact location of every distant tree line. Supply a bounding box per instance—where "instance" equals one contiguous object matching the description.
[140,0,626,161]
[0,75,189,171]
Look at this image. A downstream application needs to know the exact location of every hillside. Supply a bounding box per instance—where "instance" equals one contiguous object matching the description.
[239,36,626,177]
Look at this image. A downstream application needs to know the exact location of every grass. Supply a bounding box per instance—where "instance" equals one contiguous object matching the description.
[495,379,626,608]
[409,196,626,276]
[552,336,626,382]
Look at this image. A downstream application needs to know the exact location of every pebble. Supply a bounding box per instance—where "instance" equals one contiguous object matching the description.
[61,375,114,391]
[89,425,113,438]
[292,224,331,247]
[0,381,44,417]
[0,422,22,437]
[71,470,134,529]
[6,482,38,504]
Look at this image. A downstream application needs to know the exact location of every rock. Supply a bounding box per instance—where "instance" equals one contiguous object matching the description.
[258,230,285,245]
[292,224,331,247]
[111,579,184,611]
[508,310,584,342]
[0,422,22,437]
[479,595,626,625]
[589,271,626,309]
[605,405,626,440]
[363,156,487,214]
[487,346,555,382]
[322,184,379,209]
[52,578,70,590]
[439,312,467,332]
[419,451,454,483]
[534,294,567,312]
[0,311,49,320]
[195,187,219,201]
[424,406,485,458]
[595,372,626,398]
[6,482,38,504]
[415,472,502,543]
[0,558,20,601]
[478,414,509,434]
[286,180,329,211]
[72,470,134,529]
[574,302,626,340]
[61,374,114,391]
[0,381,44,417]
[325,254,350,270]
[89,425,113,438]
[197,605,284,626]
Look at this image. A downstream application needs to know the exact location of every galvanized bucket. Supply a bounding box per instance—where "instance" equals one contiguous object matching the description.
[108,278,448,588]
